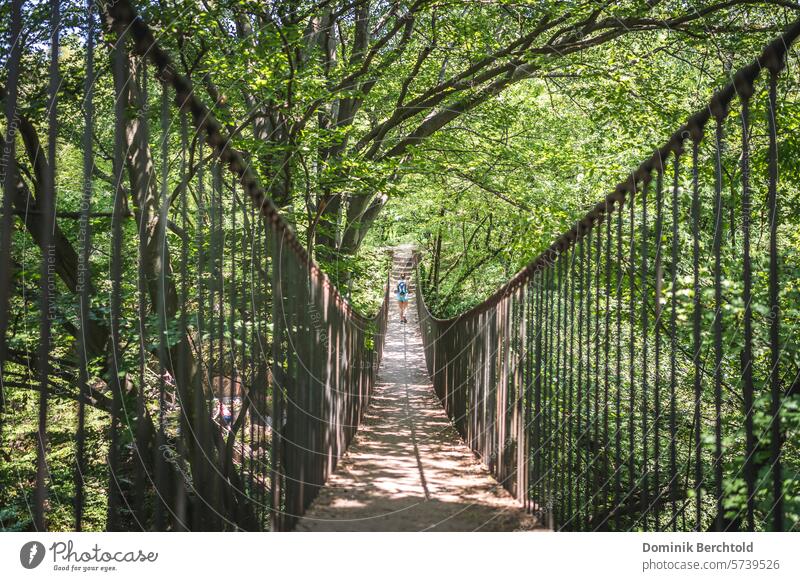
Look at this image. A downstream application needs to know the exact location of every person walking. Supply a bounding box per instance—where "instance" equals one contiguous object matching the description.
[396,274,409,323]
[214,399,233,430]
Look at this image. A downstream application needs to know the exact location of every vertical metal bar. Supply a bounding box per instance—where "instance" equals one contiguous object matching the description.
[593,217,601,527]
[542,264,552,521]
[288,235,300,528]
[525,281,534,514]
[245,198,254,526]
[193,149,207,531]
[575,236,584,530]
[519,284,528,506]
[712,112,725,532]
[292,250,307,519]
[212,162,225,529]
[34,0,60,532]
[740,90,756,532]
[584,226,593,530]
[155,81,169,531]
[228,180,238,524]
[237,194,249,524]
[135,234,147,523]
[486,305,494,477]
[212,160,223,529]
[250,196,261,529]
[567,244,576,528]
[690,132,703,530]
[766,68,783,532]
[548,260,556,523]
[533,269,543,516]
[552,259,560,524]
[175,107,189,531]
[640,175,650,528]
[536,269,544,515]
[133,58,148,527]
[75,0,94,531]
[270,224,284,532]
[669,151,680,530]
[237,188,248,522]
[603,210,612,525]
[614,203,623,530]
[628,184,636,530]
[283,236,297,530]
[653,164,665,531]
[484,312,490,468]
[554,253,563,525]
[256,204,267,530]
[560,252,569,523]
[108,22,126,532]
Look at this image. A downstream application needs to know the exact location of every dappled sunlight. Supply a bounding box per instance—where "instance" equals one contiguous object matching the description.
[295,252,542,532]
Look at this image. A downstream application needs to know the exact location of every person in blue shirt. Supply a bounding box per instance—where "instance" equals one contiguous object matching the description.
[396,274,409,323]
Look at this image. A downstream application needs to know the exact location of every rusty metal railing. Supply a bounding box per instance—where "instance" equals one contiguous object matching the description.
[0,0,388,531]
[418,19,800,531]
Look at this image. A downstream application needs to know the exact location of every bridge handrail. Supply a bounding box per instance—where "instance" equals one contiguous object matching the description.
[421,17,800,325]
[103,0,383,326]
[417,17,800,532]
[0,0,390,532]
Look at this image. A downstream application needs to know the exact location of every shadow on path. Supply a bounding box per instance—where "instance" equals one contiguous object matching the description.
[295,252,542,532]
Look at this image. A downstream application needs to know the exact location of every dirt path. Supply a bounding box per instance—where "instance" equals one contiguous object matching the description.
[294,253,541,532]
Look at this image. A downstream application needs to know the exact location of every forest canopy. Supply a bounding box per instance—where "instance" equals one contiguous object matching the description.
[2,1,798,310]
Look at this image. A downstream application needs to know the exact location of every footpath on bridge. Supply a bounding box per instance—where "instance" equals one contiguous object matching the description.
[295,253,540,531]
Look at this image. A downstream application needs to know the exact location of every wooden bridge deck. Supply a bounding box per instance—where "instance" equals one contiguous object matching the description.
[295,256,541,532]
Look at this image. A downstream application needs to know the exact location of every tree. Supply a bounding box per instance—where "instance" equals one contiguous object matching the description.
[133,0,797,272]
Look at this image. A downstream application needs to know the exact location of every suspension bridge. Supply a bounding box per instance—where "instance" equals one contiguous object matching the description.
[0,0,798,531]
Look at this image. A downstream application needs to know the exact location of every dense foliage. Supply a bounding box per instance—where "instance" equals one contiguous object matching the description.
[1,0,799,530]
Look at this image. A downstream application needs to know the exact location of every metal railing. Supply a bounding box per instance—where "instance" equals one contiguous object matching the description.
[418,19,800,531]
[0,0,388,531]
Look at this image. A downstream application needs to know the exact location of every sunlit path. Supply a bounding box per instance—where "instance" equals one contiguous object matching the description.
[295,252,541,531]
